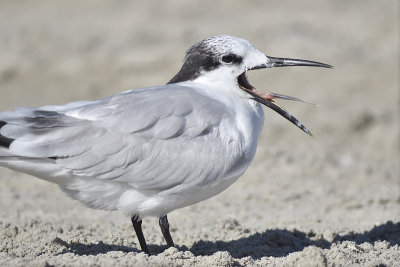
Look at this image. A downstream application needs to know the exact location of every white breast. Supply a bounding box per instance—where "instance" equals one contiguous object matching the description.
[119,81,265,219]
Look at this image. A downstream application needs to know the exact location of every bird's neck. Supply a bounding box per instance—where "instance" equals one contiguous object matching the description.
[191,70,249,104]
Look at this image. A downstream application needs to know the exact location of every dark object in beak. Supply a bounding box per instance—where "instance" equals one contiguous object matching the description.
[243,85,314,137]
[239,56,331,136]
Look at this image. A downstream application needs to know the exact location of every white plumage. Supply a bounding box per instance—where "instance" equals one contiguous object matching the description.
[0,81,263,218]
[0,35,330,253]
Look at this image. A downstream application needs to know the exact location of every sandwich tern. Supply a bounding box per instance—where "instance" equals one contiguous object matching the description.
[0,35,331,254]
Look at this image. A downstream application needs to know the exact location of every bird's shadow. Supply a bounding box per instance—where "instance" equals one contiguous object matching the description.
[56,221,399,259]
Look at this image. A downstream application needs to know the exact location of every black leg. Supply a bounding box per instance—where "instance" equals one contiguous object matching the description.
[131,215,150,254]
[159,215,175,247]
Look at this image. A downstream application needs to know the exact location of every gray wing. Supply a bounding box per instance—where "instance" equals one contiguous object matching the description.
[0,84,242,190]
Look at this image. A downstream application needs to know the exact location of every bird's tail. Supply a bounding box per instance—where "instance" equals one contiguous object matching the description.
[0,121,14,158]
[0,115,67,185]
[0,121,14,152]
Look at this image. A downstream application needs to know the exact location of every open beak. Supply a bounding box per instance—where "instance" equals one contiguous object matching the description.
[239,56,332,137]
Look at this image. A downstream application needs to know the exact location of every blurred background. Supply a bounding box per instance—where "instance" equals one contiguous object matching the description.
[0,0,398,260]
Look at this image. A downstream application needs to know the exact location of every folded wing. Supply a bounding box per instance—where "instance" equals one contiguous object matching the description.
[0,84,238,193]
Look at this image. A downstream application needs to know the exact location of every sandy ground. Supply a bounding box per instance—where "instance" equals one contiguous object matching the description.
[0,0,399,266]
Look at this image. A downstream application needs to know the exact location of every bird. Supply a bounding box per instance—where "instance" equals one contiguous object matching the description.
[0,35,331,254]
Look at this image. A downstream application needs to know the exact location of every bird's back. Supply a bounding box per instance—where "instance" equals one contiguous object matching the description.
[0,83,263,217]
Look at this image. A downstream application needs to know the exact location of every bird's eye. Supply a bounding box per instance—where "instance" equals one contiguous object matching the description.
[222,55,234,63]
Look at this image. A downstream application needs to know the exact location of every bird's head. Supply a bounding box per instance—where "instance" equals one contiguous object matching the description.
[169,35,332,136]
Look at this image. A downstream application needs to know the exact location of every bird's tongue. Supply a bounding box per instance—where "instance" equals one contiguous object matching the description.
[249,88,278,101]
[238,72,316,105]
[238,72,315,136]
[249,88,317,106]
